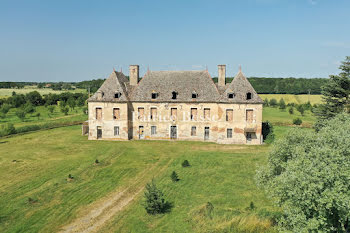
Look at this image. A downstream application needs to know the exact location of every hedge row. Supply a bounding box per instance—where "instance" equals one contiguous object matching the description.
[0,120,84,137]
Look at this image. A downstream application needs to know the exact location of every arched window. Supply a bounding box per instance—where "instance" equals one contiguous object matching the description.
[246,92,252,100]
[172,91,178,100]
[114,92,122,98]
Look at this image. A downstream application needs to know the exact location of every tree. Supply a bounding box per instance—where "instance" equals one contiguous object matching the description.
[170,171,179,182]
[24,102,35,115]
[296,105,304,116]
[26,91,43,106]
[315,56,350,130]
[67,97,76,110]
[263,98,269,107]
[279,98,286,110]
[269,98,278,107]
[288,107,294,115]
[60,105,69,115]
[182,160,190,167]
[15,109,26,121]
[47,105,55,114]
[257,114,350,232]
[262,121,274,143]
[0,104,11,114]
[143,180,169,215]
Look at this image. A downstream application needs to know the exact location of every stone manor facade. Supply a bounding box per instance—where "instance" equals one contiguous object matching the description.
[87,65,263,144]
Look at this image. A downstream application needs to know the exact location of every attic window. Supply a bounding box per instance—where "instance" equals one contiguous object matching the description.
[246,92,252,100]
[172,91,178,100]
[228,93,235,99]
[192,92,198,99]
[152,93,159,99]
[114,92,122,98]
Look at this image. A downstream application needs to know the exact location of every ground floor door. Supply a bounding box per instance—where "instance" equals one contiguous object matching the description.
[246,132,252,143]
[204,127,209,140]
[170,126,177,139]
[97,126,102,139]
[139,126,144,139]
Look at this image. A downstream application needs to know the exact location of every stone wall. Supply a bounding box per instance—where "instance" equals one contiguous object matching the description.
[88,101,263,144]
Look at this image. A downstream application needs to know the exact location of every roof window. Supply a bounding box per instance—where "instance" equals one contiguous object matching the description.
[114,92,122,98]
[172,91,178,100]
[228,93,235,99]
[152,92,159,99]
[246,92,252,100]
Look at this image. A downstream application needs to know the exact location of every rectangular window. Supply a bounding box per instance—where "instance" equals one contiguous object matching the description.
[226,109,233,121]
[171,108,177,120]
[191,126,196,136]
[246,110,253,123]
[138,107,144,119]
[227,128,232,138]
[151,126,157,135]
[114,126,119,136]
[191,108,197,121]
[204,108,210,120]
[113,108,120,120]
[96,108,102,120]
[150,108,157,120]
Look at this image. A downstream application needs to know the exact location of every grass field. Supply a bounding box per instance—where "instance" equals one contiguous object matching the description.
[0,125,309,233]
[0,86,86,98]
[0,106,86,129]
[259,94,322,105]
[263,107,316,127]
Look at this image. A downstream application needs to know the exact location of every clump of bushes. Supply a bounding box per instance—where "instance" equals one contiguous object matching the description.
[293,118,302,125]
[143,180,170,215]
[182,160,190,167]
[0,123,16,137]
[170,171,179,182]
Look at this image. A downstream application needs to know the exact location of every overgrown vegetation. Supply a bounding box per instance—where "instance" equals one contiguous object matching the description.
[257,114,350,232]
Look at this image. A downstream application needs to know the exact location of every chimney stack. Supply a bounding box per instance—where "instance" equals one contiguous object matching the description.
[218,65,226,87]
[129,65,139,86]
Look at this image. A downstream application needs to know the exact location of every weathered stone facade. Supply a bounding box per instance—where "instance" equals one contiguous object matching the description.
[88,65,264,144]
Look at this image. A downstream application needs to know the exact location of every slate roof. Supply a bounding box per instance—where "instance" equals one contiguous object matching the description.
[88,69,263,104]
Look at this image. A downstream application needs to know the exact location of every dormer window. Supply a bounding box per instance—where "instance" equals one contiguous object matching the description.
[192,92,198,99]
[114,92,122,98]
[172,91,178,100]
[246,92,252,100]
[152,92,159,99]
[228,93,235,99]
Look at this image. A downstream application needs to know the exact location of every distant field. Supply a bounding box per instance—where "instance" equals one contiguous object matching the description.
[259,94,322,105]
[0,86,86,98]
[263,107,316,127]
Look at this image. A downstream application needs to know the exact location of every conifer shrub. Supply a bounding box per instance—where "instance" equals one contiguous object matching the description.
[182,160,190,167]
[170,171,179,182]
[143,180,169,215]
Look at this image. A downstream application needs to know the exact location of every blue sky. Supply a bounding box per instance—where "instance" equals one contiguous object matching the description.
[0,0,349,82]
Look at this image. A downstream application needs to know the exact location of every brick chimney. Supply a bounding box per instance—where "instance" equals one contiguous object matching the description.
[129,65,139,86]
[218,65,226,87]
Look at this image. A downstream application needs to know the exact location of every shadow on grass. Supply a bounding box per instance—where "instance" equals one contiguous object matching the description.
[162,201,174,214]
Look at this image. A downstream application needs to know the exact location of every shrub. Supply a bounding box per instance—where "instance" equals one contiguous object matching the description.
[0,103,11,114]
[60,106,69,115]
[288,107,294,115]
[293,118,302,125]
[24,102,35,115]
[263,98,269,107]
[262,121,274,143]
[296,105,305,116]
[68,174,74,179]
[182,160,190,167]
[206,202,214,219]
[143,180,169,215]
[249,201,255,210]
[0,112,5,119]
[95,159,99,164]
[0,123,16,137]
[170,171,179,182]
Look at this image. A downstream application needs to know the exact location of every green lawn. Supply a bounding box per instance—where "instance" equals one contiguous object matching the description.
[0,125,294,233]
[0,87,86,97]
[0,106,87,129]
[259,94,322,105]
[263,107,316,127]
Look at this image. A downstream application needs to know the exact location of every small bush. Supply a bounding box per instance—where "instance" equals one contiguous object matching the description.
[95,159,99,164]
[68,174,74,179]
[269,98,278,107]
[47,105,55,114]
[15,109,26,121]
[262,121,274,143]
[60,106,69,115]
[28,197,37,204]
[293,118,302,125]
[143,180,169,215]
[182,160,190,167]
[170,171,179,182]
[288,107,294,115]
[206,202,214,219]
[296,105,305,116]
[249,201,255,210]
[279,98,286,110]
[0,123,16,137]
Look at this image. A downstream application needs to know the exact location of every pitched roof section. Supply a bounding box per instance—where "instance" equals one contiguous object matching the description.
[88,68,263,104]
[88,71,130,102]
[221,70,263,103]
[130,70,221,102]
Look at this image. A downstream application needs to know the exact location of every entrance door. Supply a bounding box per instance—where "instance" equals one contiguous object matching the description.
[97,126,102,139]
[246,132,252,143]
[204,127,209,140]
[139,126,144,139]
[170,126,177,139]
